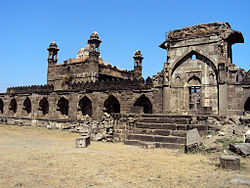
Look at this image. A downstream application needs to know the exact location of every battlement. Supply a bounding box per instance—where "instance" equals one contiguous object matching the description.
[7,84,54,94]
[69,77,153,91]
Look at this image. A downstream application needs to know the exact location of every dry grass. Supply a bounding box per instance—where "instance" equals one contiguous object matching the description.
[0,124,249,188]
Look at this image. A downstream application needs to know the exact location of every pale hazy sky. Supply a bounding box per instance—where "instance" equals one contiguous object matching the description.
[0,0,249,92]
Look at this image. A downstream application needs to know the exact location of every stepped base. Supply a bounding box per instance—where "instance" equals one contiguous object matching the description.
[124,139,185,151]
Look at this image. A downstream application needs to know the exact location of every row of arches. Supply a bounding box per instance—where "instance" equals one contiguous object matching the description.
[0,94,153,117]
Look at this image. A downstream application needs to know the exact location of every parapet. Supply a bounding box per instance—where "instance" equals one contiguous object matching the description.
[7,84,54,94]
[160,22,244,49]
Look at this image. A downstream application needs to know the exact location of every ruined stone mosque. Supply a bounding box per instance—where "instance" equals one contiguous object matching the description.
[0,22,249,149]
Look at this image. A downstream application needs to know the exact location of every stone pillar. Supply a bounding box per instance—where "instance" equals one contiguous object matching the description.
[163,86,170,113]
[218,63,228,116]
[163,62,170,113]
[219,84,228,116]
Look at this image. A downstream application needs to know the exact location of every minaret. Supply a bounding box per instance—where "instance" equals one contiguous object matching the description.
[88,31,102,62]
[47,41,59,66]
[133,50,143,79]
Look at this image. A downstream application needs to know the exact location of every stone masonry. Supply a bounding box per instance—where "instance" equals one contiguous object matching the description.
[0,22,249,149]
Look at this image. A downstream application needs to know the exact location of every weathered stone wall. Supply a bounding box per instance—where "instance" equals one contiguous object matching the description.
[47,60,99,90]
[159,22,248,116]
[0,86,162,122]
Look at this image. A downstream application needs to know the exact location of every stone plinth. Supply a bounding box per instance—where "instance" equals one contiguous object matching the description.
[76,136,90,148]
[220,155,240,170]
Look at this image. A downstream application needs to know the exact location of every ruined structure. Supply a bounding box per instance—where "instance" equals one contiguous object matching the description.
[0,22,249,150]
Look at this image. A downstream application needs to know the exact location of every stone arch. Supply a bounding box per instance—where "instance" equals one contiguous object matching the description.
[244,97,250,112]
[104,95,120,114]
[171,50,218,80]
[133,94,152,114]
[57,97,69,116]
[209,72,215,83]
[9,98,17,114]
[79,96,92,117]
[187,75,201,85]
[0,98,3,114]
[236,69,245,82]
[39,97,49,116]
[23,97,32,115]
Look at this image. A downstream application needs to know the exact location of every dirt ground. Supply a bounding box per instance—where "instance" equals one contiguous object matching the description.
[0,124,249,188]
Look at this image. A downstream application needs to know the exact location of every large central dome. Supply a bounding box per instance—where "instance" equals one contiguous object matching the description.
[76,44,90,59]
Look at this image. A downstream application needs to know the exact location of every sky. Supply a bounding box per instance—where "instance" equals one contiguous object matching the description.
[0,0,249,92]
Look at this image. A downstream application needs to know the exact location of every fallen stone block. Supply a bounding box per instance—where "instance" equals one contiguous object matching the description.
[76,136,90,148]
[186,128,200,152]
[220,155,240,170]
[229,143,250,157]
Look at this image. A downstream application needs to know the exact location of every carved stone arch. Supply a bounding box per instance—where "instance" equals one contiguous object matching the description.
[57,97,69,116]
[23,97,32,115]
[104,95,120,114]
[9,98,17,114]
[79,96,92,117]
[133,94,152,114]
[209,72,215,83]
[171,50,218,80]
[236,69,245,82]
[39,97,49,116]
[244,97,250,112]
[187,75,201,85]
[0,98,3,114]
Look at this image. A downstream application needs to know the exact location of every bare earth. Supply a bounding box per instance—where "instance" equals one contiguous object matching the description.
[0,124,249,188]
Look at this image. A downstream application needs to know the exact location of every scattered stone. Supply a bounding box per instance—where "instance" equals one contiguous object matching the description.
[240,117,250,124]
[229,116,241,125]
[220,155,240,170]
[229,143,250,157]
[205,144,218,153]
[76,136,90,148]
[232,129,242,136]
[92,132,103,141]
[244,130,250,143]
[206,135,212,139]
[218,131,225,136]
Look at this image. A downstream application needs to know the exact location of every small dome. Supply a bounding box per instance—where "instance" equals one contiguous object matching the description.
[76,44,90,59]
[49,41,58,47]
[90,31,99,39]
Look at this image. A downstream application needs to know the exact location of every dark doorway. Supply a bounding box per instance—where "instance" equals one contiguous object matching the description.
[23,97,32,114]
[10,98,17,114]
[133,94,152,114]
[0,98,3,114]
[57,97,69,116]
[79,96,92,117]
[39,98,49,116]
[104,95,120,114]
[244,97,250,112]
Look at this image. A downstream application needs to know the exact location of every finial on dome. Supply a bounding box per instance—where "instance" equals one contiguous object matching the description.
[49,41,58,48]
[133,50,144,60]
[90,31,99,39]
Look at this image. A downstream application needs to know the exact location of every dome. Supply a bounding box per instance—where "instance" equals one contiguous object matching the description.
[49,41,58,47]
[90,31,99,39]
[76,44,90,59]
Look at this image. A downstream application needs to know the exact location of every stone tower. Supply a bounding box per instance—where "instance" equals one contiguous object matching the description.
[133,50,143,79]
[88,31,102,62]
[47,41,59,66]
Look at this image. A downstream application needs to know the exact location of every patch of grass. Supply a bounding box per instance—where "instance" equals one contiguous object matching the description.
[214,138,242,151]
